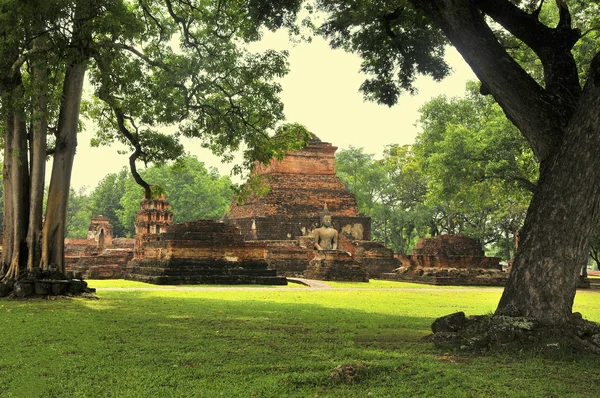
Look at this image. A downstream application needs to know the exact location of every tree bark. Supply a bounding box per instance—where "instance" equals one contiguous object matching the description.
[39,61,87,272]
[1,83,30,280]
[496,54,600,323]
[26,34,49,271]
[1,113,15,277]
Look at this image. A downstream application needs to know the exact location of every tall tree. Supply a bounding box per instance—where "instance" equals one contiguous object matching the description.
[0,0,307,279]
[335,146,382,216]
[317,0,600,323]
[336,145,428,254]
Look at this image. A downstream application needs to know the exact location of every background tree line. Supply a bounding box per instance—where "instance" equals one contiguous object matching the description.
[336,82,538,262]
[54,155,231,239]
[2,80,598,269]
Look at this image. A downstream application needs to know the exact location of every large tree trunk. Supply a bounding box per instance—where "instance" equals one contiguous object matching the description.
[1,84,30,280]
[496,55,600,324]
[1,114,16,277]
[407,0,600,324]
[26,34,49,271]
[39,61,87,272]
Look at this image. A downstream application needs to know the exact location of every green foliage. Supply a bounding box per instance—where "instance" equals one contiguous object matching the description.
[336,83,537,259]
[0,283,599,396]
[414,83,537,258]
[336,145,427,254]
[65,188,93,239]
[316,0,450,105]
[89,168,129,238]
[117,156,234,235]
[81,0,309,184]
[335,146,379,216]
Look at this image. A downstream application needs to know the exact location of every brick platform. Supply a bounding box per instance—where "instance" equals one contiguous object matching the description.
[305,250,368,282]
[126,220,287,285]
[387,235,507,286]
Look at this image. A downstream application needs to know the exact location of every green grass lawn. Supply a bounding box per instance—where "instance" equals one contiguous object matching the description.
[1,280,599,397]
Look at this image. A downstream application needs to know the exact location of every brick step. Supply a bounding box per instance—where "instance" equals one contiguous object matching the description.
[132,260,270,270]
[127,274,287,286]
[127,267,277,277]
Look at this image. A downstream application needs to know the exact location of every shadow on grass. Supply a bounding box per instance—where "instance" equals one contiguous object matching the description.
[1,290,600,397]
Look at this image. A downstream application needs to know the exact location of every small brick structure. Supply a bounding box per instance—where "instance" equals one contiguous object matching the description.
[87,215,113,249]
[125,220,287,285]
[384,234,507,286]
[229,134,399,280]
[65,216,134,279]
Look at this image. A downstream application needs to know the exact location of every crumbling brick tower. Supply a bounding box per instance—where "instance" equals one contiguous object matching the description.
[134,195,173,259]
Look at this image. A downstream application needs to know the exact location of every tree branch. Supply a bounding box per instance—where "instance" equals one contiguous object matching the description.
[112,106,152,199]
[409,0,564,162]
[476,0,581,121]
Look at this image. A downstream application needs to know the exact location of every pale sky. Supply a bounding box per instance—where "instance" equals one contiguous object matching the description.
[69,32,476,192]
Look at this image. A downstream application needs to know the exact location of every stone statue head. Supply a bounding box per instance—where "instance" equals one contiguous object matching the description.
[322,214,332,228]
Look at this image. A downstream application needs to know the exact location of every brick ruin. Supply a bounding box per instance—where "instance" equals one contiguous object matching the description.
[65,215,134,279]
[228,133,398,281]
[384,234,507,286]
[126,220,286,285]
[229,134,370,240]
[134,195,174,258]
[61,137,513,287]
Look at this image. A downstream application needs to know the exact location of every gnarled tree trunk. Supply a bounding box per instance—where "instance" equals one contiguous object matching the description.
[496,55,600,323]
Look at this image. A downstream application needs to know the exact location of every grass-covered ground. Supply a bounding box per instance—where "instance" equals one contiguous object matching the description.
[1,280,599,397]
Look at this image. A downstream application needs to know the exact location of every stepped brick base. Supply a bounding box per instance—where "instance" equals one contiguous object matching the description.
[305,250,368,282]
[126,220,287,285]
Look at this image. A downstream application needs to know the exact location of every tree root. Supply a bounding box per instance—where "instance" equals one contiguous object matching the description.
[0,267,96,299]
[1,260,20,283]
[424,311,600,356]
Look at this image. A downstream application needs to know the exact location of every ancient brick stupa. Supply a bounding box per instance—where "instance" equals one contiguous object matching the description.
[229,133,370,240]
[388,234,507,286]
[229,133,398,280]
